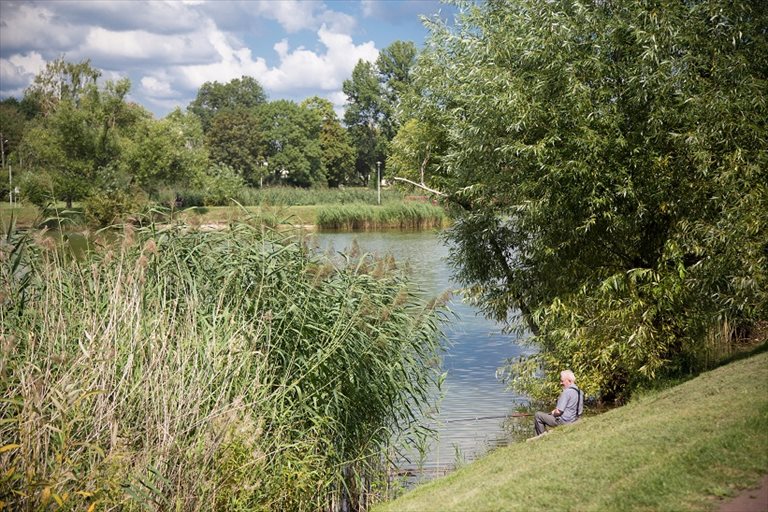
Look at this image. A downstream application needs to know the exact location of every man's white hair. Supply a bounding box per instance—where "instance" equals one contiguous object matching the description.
[560,369,576,383]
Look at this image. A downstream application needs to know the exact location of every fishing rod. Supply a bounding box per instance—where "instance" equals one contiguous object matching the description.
[438,412,532,424]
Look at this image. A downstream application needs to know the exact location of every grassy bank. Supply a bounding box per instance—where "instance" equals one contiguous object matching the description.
[2,196,448,231]
[376,349,768,511]
[0,220,446,511]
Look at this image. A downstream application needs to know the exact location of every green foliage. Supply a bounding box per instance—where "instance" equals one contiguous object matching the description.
[344,60,389,185]
[257,100,324,187]
[18,64,142,210]
[376,40,418,144]
[194,162,247,206]
[408,0,768,401]
[23,56,101,116]
[388,119,446,186]
[83,188,147,227]
[188,76,267,132]
[0,219,445,510]
[302,97,357,187]
[246,186,405,207]
[206,107,266,186]
[377,41,417,108]
[0,101,27,166]
[123,108,208,192]
[18,170,55,209]
[343,41,418,187]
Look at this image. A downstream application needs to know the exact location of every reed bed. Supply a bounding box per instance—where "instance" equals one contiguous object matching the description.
[243,187,406,207]
[0,218,446,511]
[316,203,447,231]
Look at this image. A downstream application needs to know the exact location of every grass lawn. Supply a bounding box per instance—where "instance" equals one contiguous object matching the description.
[0,203,322,230]
[375,349,768,512]
[1,202,45,229]
[176,205,320,226]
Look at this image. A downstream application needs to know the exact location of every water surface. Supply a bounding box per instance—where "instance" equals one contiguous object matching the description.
[311,230,534,476]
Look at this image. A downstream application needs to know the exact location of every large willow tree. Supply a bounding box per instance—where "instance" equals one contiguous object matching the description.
[407,0,767,401]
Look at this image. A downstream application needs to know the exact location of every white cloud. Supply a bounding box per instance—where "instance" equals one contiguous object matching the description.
[79,26,218,64]
[265,25,378,91]
[141,76,175,98]
[254,0,323,33]
[53,0,207,35]
[171,23,377,96]
[326,89,349,118]
[0,4,84,53]
[0,51,47,96]
[0,0,413,116]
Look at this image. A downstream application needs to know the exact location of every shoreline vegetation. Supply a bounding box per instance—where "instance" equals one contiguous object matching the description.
[0,218,448,510]
[0,187,450,232]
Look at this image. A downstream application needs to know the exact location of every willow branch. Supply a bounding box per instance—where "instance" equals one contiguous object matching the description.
[394,174,539,334]
[391,176,448,197]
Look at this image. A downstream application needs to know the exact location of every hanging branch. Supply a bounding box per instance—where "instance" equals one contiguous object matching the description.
[391,176,447,197]
[392,174,540,335]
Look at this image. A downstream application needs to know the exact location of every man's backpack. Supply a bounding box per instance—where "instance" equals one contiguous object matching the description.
[573,386,584,419]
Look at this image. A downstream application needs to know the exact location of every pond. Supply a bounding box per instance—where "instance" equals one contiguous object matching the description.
[311,230,535,479]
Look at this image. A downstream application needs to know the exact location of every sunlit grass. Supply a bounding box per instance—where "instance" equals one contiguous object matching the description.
[375,349,768,512]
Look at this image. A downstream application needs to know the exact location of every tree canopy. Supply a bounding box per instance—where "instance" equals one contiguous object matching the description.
[402,0,768,401]
[187,76,267,132]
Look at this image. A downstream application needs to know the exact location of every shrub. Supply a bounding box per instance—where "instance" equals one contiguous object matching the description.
[19,170,56,209]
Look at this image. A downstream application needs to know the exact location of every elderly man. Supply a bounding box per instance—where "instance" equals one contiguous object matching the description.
[534,370,584,436]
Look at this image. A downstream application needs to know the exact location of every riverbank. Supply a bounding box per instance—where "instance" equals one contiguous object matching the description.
[375,347,768,512]
[1,201,449,231]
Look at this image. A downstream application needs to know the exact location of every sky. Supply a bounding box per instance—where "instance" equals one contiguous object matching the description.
[0,0,456,118]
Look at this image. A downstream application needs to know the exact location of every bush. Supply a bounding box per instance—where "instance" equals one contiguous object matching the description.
[195,163,246,206]
[19,170,56,209]
[83,188,148,227]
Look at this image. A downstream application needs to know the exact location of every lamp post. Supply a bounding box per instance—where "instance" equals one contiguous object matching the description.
[376,160,381,205]
[2,138,9,207]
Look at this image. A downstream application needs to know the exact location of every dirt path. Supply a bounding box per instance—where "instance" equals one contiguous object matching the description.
[718,475,768,512]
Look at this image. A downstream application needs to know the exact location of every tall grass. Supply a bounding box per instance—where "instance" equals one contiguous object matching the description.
[316,203,447,231]
[160,186,407,208]
[0,218,446,510]
[243,186,406,206]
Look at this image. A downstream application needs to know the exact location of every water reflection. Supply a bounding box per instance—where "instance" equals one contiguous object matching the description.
[310,230,535,478]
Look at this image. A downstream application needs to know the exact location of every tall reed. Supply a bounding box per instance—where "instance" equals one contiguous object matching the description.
[316,203,447,231]
[0,218,446,511]
[243,186,406,206]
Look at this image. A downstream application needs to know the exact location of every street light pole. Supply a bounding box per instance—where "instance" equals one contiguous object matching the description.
[376,160,381,205]
[2,138,9,207]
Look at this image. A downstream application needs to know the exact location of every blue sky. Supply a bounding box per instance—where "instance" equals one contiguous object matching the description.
[0,0,457,117]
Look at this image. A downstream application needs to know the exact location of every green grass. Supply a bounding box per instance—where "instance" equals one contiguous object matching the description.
[1,202,56,229]
[376,350,768,512]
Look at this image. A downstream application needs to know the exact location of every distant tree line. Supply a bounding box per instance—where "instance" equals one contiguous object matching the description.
[0,41,417,223]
